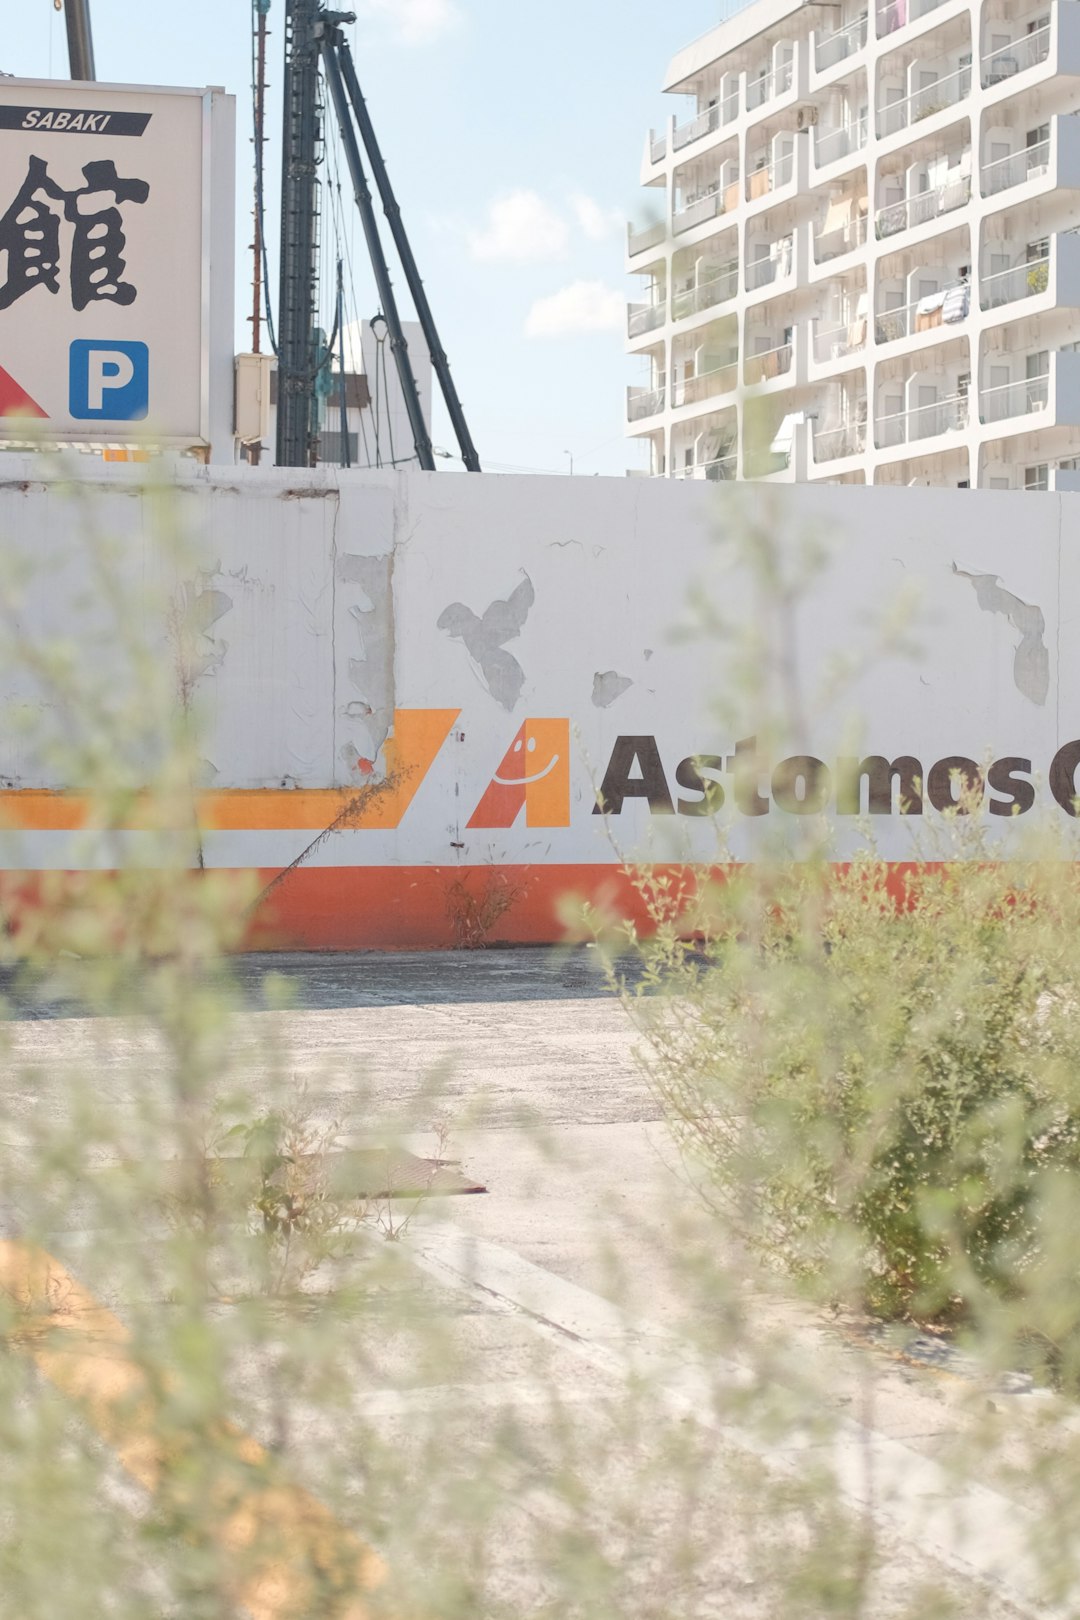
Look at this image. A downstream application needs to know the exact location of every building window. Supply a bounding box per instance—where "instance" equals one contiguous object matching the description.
[318,431,359,464]
[1025,464,1049,491]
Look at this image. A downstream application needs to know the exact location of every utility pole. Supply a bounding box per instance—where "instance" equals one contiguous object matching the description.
[276,0,323,467]
[251,1,271,358]
[248,0,271,466]
[63,0,96,80]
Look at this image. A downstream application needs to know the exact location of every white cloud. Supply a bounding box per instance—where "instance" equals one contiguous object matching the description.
[468,191,569,263]
[355,0,462,46]
[525,281,624,339]
[571,193,623,242]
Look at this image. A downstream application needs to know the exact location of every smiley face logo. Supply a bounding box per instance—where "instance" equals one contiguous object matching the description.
[468,719,570,829]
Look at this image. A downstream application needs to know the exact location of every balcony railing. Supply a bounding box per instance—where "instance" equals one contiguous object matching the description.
[814,117,868,167]
[981,140,1050,196]
[628,220,666,256]
[980,372,1050,424]
[650,131,667,164]
[877,63,971,138]
[671,265,739,319]
[747,152,794,200]
[673,102,721,152]
[673,191,725,234]
[671,362,739,407]
[981,22,1051,87]
[875,281,970,341]
[814,320,868,363]
[876,391,968,447]
[746,61,794,112]
[627,381,666,422]
[628,300,666,338]
[814,209,869,262]
[816,15,868,72]
[812,421,867,461]
[875,171,971,238]
[673,455,738,481]
[744,341,793,384]
[980,254,1049,311]
[877,0,950,38]
[746,240,794,290]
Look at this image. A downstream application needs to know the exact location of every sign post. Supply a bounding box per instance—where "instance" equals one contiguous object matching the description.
[0,80,234,457]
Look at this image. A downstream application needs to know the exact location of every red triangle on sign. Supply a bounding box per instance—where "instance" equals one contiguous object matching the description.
[0,364,47,419]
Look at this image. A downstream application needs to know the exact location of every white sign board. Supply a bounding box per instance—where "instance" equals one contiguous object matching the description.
[0,80,234,448]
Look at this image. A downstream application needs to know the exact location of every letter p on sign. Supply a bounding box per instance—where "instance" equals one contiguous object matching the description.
[69,341,149,421]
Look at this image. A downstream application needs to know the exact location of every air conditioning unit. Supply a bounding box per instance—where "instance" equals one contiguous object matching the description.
[796,105,819,131]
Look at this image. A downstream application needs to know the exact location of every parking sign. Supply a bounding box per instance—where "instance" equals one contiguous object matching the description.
[0,82,234,448]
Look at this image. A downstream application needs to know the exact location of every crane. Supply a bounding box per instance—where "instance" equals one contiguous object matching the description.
[59,0,96,80]
[275,4,480,471]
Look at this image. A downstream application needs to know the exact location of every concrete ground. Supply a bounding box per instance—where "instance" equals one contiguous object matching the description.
[1,946,1069,1618]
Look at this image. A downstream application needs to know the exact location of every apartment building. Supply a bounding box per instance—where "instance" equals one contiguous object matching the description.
[626,0,1080,490]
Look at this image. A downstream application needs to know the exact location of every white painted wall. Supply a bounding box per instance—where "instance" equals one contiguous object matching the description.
[0,461,1076,876]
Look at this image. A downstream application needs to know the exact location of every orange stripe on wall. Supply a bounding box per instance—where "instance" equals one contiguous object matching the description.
[0,862,942,953]
[0,710,461,835]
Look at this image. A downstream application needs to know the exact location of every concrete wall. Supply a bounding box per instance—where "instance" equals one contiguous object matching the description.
[0,461,1075,947]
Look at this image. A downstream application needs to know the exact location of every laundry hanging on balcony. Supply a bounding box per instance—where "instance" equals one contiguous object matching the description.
[914,289,947,331]
[942,282,970,323]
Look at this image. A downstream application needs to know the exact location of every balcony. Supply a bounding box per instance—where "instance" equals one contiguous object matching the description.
[674,192,719,234]
[673,454,737,481]
[877,63,971,138]
[816,15,869,74]
[814,117,868,169]
[877,0,953,40]
[745,340,793,385]
[980,372,1049,425]
[627,380,666,422]
[981,116,1080,203]
[876,389,968,447]
[981,139,1049,197]
[673,102,719,153]
[979,352,1080,436]
[746,61,794,113]
[980,232,1080,315]
[746,235,795,293]
[814,318,868,364]
[981,22,1049,88]
[627,220,666,258]
[814,203,869,264]
[812,420,867,463]
[627,300,666,339]
[746,151,794,202]
[671,361,739,408]
[672,91,741,154]
[874,171,970,240]
[876,280,970,342]
[650,131,667,164]
[672,265,739,320]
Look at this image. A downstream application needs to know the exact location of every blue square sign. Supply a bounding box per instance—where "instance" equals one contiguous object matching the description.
[69,340,149,421]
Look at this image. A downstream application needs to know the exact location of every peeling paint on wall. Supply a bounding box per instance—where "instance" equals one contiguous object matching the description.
[175,582,232,682]
[336,552,395,771]
[436,573,534,712]
[952,565,1049,706]
[591,670,633,709]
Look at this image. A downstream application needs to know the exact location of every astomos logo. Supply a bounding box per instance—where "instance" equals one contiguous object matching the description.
[468,720,570,829]
[593,735,1080,819]
[364,715,1080,832]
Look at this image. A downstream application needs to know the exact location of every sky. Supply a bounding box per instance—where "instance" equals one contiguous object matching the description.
[5,0,729,476]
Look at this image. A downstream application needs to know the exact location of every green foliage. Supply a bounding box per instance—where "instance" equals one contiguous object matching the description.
[620,849,1080,1336]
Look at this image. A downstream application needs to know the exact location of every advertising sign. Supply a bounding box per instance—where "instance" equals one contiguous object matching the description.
[0,80,234,448]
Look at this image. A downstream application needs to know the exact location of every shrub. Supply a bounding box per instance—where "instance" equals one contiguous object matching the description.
[616,841,1080,1344]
